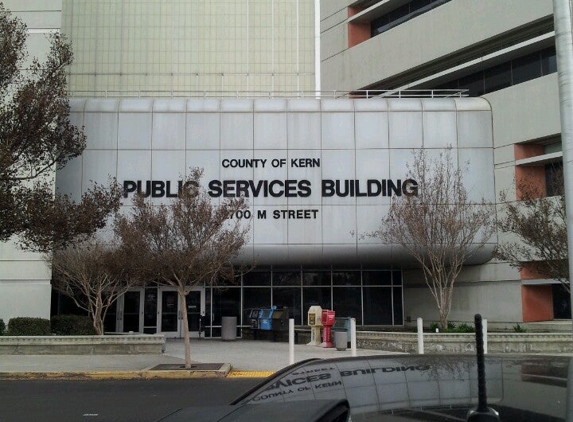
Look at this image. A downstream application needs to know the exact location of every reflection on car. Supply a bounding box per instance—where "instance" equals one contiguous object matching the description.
[158,355,572,422]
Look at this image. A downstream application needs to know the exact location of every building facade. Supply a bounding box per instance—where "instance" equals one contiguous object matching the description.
[1,0,569,335]
[59,96,494,337]
[0,0,63,323]
[320,0,567,324]
[61,0,317,95]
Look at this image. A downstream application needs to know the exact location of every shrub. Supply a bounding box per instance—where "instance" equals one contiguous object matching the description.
[455,323,475,333]
[51,315,96,335]
[513,323,527,333]
[429,321,475,333]
[8,317,51,336]
[0,319,5,336]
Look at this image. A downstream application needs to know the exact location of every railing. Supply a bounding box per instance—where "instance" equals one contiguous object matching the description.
[68,89,468,99]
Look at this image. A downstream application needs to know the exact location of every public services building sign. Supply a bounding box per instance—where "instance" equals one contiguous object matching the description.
[61,97,494,265]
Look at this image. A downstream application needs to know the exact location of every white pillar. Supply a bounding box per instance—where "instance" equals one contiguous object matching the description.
[553,0,573,335]
[417,317,424,355]
[289,318,295,365]
[350,318,357,357]
[483,318,488,354]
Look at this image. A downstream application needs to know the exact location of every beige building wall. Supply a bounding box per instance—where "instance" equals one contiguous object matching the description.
[319,0,563,325]
[62,0,316,96]
[0,0,62,322]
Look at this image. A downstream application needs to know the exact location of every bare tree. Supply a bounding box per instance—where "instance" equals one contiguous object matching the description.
[115,168,251,368]
[495,164,568,291]
[374,149,495,330]
[50,237,136,335]
[0,4,121,250]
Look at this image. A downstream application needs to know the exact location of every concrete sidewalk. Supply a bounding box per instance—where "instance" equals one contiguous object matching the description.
[0,338,401,379]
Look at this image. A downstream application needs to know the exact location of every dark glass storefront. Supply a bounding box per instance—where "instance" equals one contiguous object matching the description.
[54,266,404,338]
[203,266,403,338]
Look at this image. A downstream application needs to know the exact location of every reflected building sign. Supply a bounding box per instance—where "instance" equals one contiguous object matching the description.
[62,97,495,266]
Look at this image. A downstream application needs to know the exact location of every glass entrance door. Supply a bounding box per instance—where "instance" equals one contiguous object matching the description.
[122,290,143,333]
[158,288,180,338]
[117,287,205,336]
[186,289,205,338]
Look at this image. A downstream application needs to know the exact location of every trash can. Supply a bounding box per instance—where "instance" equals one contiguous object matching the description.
[221,316,237,341]
[335,329,348,351]
[333,317,351,350]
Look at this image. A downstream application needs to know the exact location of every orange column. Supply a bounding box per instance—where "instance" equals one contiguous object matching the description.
[347,7,370,48]
[521,285,553,322]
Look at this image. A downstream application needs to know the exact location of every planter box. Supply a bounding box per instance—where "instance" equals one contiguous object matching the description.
[0,334,166,355]
[295,330,573,354]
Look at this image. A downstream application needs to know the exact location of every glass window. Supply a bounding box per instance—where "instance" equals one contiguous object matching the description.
[393,287,404,325]
[363,287,393,325]
[363,271,392,285]
[273,287,302,325]
[545,162,564,197]
[387,4,410,23]
[303,271,331,286]
[303,287,332,322]
[333,287,362,324]
[212,288,241,326]
[204,288,213,337]
[123,291,141,333]
[243,271,271,286]
[459,71,484,96]
[370,0,450,38]
[243,287,272,321]
[332,271,361,286]
[273,271,301,286]
[370,14,389,37]
[103,300,117,333]
[484,62,511,93]
[553,284,571,319]
[511,52,541,85]
[392,270,402,285]
[541,47,557,75]
[143,287,158,334]
[411,0,433,11]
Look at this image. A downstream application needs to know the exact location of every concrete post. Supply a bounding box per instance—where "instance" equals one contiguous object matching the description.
[483,318,488,354]
[417,317,424,354]
[350,318,357,357]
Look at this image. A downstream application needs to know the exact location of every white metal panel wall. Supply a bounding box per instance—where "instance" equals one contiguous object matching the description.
[63,98,495,265]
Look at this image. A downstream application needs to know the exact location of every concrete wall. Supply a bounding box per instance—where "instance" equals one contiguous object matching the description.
[403,280,522,324]
[321,0,553,90]
[61,0,316,95]
[0,1,62,323]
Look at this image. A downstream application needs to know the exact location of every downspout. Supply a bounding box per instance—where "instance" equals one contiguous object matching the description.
[314,0,321,95]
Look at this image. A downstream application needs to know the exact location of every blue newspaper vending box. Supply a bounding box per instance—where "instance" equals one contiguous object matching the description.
[258,306,276,331]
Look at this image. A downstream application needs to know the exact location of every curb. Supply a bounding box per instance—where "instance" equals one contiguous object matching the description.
[228,371,275,378]
[0,365,274,380]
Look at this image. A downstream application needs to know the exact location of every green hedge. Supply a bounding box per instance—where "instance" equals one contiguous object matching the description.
[51,315,96,335]
[0,319,5,336]
[8,317,51,336]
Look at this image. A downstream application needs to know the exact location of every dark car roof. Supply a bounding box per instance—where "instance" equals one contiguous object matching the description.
[231,354,572,422]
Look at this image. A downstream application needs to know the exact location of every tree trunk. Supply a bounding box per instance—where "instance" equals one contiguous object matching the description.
[439,313,448,331]
[179,291,192,369]
[92,304,104,335]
